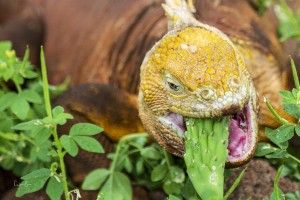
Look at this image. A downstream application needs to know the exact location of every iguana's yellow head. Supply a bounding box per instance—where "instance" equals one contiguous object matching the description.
[138,1,258,166]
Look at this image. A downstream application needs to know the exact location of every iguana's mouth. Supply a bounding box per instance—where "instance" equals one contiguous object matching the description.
[158,100,257,165]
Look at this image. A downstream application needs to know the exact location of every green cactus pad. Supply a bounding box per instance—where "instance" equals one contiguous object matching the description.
[184,117,229,200]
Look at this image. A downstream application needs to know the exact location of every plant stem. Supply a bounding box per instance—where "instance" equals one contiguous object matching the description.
[224,167,247,200]
[264,97,290,125]
[290,57,300,89]
[163,150,171,168]
[274,165,284,200]
[14,81,22,93]
[287,153,300,164]
[40,47,70,200]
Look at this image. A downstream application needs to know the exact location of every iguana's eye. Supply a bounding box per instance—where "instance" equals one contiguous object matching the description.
[167,81,180,91]
[165,75,183,93]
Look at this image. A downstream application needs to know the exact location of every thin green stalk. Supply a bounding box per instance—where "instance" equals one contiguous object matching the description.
[40,48,52,117]
[264,97,290,125]
[163,150,172,168]
[14,81,22,93]
[274,165,283,200]
[40,47,70,200]
[224,167,247,200]
[290,57,300,89]
[109,140,123,173]
[287,153,300,164]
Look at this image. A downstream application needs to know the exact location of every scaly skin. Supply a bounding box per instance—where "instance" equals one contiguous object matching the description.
[138,0,258,165]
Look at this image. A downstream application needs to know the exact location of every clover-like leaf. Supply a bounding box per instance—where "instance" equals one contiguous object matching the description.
[11,95,30,120]
[52,106,73,125]
[16,168,51,197]
[255,142,278,157]
[140,146,162,160]
[73,136,104,154]
[151,163,168,182]
[70,123,103,136]
[20,89,42,104]
[99,172,132,200]
[46,176,64,200]
[265,125,295,149]
[60,135,78,157]
[0,92,17,111]
[82,168,110,190]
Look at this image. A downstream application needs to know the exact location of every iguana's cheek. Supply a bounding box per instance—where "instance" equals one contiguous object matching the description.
[138,107,185,156]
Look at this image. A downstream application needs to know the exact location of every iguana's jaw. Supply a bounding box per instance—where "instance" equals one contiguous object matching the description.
[158,98,257,166]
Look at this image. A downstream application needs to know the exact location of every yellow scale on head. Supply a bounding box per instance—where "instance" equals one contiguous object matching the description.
[146,27,245,97]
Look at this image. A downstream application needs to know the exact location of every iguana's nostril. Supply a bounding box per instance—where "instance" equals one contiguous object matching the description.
[229,77,240,88]
[198,88,216,101]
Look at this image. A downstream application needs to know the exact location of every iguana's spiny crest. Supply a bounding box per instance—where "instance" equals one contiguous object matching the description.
[138,0,258,166]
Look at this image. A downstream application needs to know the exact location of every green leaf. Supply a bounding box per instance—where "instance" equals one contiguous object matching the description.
[140,146,162,160]
[182,179,198,200]
[151,163,168,182]
[128,135,148,148]
[82,168,110,190]
[124,156,133,173]
[22,70,38,79]
[265,125,295,149]
[279,90,294,101]
[52,106,64,116]
[46,176,64,200]
[279,89,300,119]
[0,92,17,111]
[11,95,30,120]
[21,168,51,180]
[20,89,42,104]
[2,66,14,81]
[265,149,288,159]
[163,180,182,195]
[16,178,49,197]
[73,136,104,153]
[31,140,52,162]
[169,166,185,183]
[275,0,300,41]
[0,41,12,57]
[285,191,300,200]
[283,104,300,119]
[70,123,103,136]
[136,158,144,175]
[33,128,52,145]
[16,168,51,197]
[255,142,278,157]
[295,125,300,137]
[60,135,78,157]
[0,132,19,141]
[168,195,182,200]
[0,114,14,132]
[99,172,132,200]
[12,119,43,131]
[52,106,73,125]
